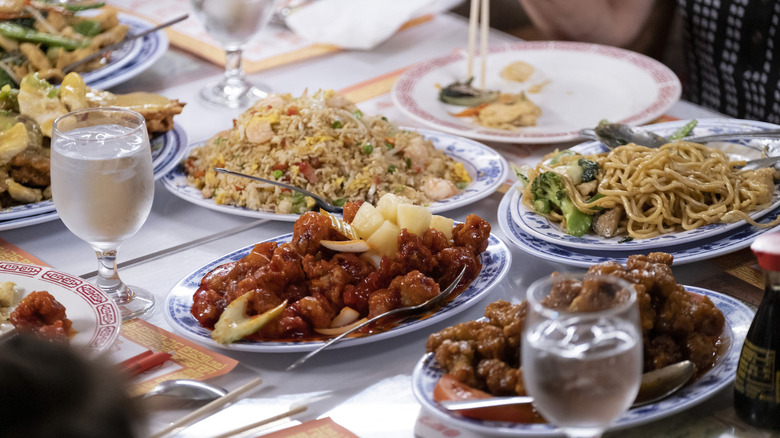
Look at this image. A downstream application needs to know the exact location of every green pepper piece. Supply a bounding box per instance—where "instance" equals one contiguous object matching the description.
[0,23,89,50]
[73,20,102,37]
[64,2,106,12]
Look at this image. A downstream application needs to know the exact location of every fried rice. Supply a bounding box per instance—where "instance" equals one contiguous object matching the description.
[184,90,472,214]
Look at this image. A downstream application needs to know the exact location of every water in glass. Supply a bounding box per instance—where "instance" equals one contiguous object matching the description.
[521,274,642,438]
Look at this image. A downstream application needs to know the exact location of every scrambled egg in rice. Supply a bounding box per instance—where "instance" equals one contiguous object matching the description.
[184,90,472,214]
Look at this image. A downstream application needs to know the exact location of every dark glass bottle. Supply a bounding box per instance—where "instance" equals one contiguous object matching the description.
[734,232,780,430]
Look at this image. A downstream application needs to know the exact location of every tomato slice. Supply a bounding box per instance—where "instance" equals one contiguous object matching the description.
[432,374,546,423]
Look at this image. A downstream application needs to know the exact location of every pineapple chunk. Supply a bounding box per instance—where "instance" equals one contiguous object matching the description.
[351,202,384,239]
[376,193,410,223]
[397,204,432,235]
[430,215,454,240]
[366,220,401,257]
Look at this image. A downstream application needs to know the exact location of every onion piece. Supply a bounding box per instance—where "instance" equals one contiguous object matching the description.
[314,317,368,336]
[360,250,382,269]
[211,296,287,344]
[330,306,360,328]
[320,239,370,252]
[320,209,359,240]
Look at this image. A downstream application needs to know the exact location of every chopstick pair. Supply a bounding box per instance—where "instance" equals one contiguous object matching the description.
[119,349,172,377]
[467,0,490,89]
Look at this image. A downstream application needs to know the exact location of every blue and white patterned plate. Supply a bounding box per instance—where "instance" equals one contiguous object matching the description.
[80,14,169,90]
[0,125,187,225]
[412,287,752,436]
[162,128,510,221]
[498,184,780,267]
[163,232,512,352]
[510,118,780,251]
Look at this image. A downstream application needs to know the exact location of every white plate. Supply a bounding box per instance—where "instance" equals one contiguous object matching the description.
[510,119,780,250]
[0,262,121,354]
[162,128,510,221]
[0,125,187,225]
[80,14,169,90]
[497,186,780,267]
[412,287,751,436]
[391,41,681,144]
[164,232,511,352]
[0,211,60,231]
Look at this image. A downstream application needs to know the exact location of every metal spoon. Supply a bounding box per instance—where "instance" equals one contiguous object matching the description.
[580,123,780,150]
[61,14,189,75]
[441,360,696,412]
[214,167,343,213]
[140,379,228,401]
[286,266,468,371]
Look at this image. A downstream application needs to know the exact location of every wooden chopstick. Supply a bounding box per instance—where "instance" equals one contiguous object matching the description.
[210,404,308,438]
[466,0,490,89]
[150,377,264,438]
[480,0,490,89]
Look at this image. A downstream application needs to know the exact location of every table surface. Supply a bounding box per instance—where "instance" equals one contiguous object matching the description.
[2,8,774,438]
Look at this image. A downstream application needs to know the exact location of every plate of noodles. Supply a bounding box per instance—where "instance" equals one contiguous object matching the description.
[497,183,780,267]
[163,231,512,353]
[0,262,121,354]
[391,41,681,144]
[413,286,751,436]
[162,91,509,221]
[508,118,780,251]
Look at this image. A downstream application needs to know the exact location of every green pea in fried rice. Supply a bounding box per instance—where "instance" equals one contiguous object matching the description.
[184,90,472,214]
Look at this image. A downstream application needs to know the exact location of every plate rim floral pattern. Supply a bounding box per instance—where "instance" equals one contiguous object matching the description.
[412,287,752,436]
[0,262,121,354]
[510,118,780,250]
[391,41,681,144]
[163,232,512,352]
[161,128,510,221]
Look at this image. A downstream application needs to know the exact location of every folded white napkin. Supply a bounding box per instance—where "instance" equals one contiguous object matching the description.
[285,0,452,50]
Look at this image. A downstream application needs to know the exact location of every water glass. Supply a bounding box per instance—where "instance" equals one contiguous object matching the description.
[521,273,642,438]
[51,108,155,320]
[191,0,277,108]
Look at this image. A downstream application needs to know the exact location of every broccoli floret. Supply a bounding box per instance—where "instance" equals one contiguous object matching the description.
[545,149,577,165]
[531,171,593,237]
[0,85,18,112]
[578,158,599,182]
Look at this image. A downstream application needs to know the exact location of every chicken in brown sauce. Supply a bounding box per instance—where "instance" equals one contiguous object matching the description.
[426,252,725,397]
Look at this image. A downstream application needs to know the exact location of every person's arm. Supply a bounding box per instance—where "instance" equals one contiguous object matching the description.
[517,0,656,48]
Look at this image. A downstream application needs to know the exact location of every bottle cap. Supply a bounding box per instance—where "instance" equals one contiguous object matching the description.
[751,232,780,271]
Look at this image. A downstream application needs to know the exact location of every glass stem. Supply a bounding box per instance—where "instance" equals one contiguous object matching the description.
[223,47,247,86]
[95,248,134,304]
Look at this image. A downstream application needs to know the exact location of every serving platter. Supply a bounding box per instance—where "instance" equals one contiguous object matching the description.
[162,128,510,221]
[0,125,187,227]
[391,41,681,144]
[498,188,780,268]
[0,262,121,355]
[412,287,751,436]
[164,232,511,352]
[509,118,780,251]
[80,14,169,90]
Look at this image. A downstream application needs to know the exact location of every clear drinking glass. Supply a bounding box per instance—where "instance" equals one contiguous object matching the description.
[191,0,277,108]
[51,108,155,320]
[521,274,642,438]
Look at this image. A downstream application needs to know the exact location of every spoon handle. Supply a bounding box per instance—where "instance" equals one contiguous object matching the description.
[214,167,341,213]
[62,14,189,74]
[685,129,780,144]
[286,267,466,371]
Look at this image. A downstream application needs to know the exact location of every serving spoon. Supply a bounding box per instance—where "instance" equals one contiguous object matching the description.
[441,360,696,412]
[214,167,343,213]
[140,379,228,402]
[580,123,780,150]
[286,266,468,371]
